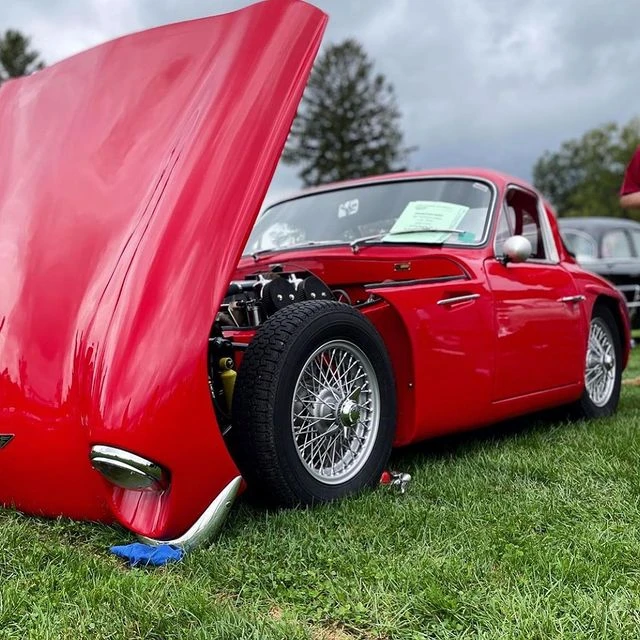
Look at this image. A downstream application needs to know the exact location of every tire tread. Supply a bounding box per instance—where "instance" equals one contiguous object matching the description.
[228,300,394,507]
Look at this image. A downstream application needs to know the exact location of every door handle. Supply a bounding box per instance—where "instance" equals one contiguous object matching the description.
[558,295,585,304]
[437,293,481,306]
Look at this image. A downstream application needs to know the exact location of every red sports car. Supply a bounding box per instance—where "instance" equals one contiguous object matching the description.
[0,0,629,550]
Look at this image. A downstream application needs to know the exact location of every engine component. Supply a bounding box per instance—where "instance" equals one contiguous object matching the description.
[300,275,333,301]
[332,288,352,305]
[261,277,297,314]
[218,357,237,414]
[218,270,336,329]
[225,281,255,297]
[208,337,236,433]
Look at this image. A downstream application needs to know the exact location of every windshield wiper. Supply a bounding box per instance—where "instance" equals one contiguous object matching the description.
[350,227,466,253]
[250,240,340,260]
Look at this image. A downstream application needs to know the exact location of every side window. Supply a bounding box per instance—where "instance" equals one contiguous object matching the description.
[495,188,549,260]
[602,230,632,258]
[631,230,640,256]
[521,211,541,257]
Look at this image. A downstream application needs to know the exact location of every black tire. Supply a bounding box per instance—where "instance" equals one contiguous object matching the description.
[571,305,622,419]
[227,300,396,507]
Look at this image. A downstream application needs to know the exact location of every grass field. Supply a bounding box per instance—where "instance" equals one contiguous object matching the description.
[2,353,640,639]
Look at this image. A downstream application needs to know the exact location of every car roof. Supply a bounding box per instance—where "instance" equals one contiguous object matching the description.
[558,216,640,231]
[264,167,534,209]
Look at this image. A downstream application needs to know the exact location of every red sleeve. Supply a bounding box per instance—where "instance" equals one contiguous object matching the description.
[621,146,640,195]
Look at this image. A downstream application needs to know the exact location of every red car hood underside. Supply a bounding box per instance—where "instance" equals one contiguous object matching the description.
[0,1,327,537]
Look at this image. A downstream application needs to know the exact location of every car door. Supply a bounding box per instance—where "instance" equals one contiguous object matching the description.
[485,186,586,401]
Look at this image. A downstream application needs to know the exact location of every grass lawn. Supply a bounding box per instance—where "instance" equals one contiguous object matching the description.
[3,353,640,639]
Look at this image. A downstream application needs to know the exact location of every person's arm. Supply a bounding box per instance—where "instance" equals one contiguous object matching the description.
[620,191,640,209]
[620,146,640,209]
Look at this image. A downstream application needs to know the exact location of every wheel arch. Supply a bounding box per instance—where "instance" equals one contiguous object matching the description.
[593,293,631,370]
[359,301,415,446]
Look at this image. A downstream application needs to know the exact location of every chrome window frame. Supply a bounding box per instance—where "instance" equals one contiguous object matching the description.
[251,174,500,253]
[536,197,560,263]
[493,184,559,264]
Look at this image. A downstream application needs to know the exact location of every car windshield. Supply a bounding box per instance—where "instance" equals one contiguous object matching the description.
[244,178,495,255]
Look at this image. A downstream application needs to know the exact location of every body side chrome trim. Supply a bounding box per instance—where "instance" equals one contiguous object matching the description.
[437,293,481,306]
[138,475,242,551]
[558,295,586,304]
[365,275,467,290]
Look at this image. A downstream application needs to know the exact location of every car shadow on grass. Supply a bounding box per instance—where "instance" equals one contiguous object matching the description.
[388,407,562,468]
[388,382,640,473]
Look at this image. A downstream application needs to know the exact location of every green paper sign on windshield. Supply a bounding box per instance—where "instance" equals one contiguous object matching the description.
[383,201,470,243]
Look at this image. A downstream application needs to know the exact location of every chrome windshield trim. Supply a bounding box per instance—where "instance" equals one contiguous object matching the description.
[138,476,242,551]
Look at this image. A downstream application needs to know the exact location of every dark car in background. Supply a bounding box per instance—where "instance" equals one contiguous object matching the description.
[558,217,640,328]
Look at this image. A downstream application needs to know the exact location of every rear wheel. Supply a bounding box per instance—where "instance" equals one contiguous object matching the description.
[572,305,622,419]
[228,300,396,507]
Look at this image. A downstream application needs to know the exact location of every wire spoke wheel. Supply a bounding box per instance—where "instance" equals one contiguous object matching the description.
[585,316,617,408]
[230,300,396,507]
[292,340,380,485]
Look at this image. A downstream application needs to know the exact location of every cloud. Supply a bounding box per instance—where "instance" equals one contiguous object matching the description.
[3,0,639,202]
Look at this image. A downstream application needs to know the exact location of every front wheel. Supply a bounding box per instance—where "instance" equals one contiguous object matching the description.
[571,305,622,419]
[228,300,397,507]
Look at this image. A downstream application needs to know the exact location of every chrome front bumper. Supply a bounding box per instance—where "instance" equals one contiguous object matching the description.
[90,444,242,551]
[137,475,242,551]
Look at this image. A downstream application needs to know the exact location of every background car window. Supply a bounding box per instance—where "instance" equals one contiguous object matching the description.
[602,230,633,258]
[495,189,547,260]
[630,230,640,256]
[562,230,597,260]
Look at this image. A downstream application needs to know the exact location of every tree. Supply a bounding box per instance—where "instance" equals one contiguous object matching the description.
[533,117,640,218]
[282,39,414,187]
[0,29,45,85]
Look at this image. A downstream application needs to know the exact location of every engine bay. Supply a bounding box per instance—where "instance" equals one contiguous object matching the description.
[216,268,353,328]
[209,267,371,432]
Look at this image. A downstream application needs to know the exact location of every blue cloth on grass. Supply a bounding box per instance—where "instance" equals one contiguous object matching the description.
[110,542,184,567]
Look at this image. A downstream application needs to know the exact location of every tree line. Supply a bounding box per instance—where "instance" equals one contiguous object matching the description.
[533,118,640,219]
[2,28,638,219]
[0,29,44,84]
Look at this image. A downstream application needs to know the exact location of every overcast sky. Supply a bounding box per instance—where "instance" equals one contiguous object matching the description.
[4,0,639,205]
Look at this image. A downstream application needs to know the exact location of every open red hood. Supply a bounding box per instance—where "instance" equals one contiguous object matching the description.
[0,1,327,537]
